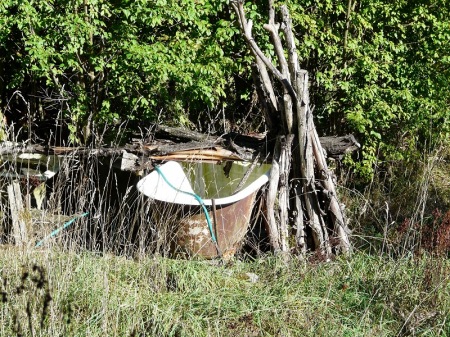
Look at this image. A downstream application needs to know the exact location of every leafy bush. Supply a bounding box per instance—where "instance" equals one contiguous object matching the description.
[286,0,450,177]
[1,0,448,174]
[0,0,244,142]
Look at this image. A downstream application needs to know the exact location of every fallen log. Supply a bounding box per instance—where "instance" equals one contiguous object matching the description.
[0,131,358,160]
[149,147,244,162]
[154,124,219,142]
[144,140,219,155]
[319,134,361,159]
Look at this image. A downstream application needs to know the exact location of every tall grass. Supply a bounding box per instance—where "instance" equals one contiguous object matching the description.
[0,149,167,256]
[339,144,450,258]
[0,248,448,336]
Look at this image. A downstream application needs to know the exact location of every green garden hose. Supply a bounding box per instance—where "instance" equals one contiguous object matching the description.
[154,166,218,244]
[35,212,89,248]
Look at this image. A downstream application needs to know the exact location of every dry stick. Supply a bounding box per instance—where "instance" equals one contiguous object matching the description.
[280,5,308,253]
[295,71,326,253]
[251,64,277,131]
[233,152,261,194]
[266,137,281,251]
[234,1,296,253]
[233,2,347,255]
[232,1,278,118]
[294,183,306,253]
[310,126,351,253]
[343,0,356,69]
[306,105,332,256]
[278,135,294,252]
[280,5,299,86]
[264,0,293,133]
[211,199,223,257]
[254,57,278,121]
[231,1,298,102]
[273,4,327,253]
[155,124,218,142]
[233,1,285,251]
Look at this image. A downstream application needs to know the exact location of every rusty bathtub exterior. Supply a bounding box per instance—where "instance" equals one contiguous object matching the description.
[137,161,270,258]
[175,192,257,258]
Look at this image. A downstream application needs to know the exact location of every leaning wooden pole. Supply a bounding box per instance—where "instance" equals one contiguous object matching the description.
[231,0,351,256]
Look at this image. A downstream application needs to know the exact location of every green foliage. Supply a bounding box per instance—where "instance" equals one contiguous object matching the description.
[0,0,448,172]
[286,0,450,177]
[0,0,244,142]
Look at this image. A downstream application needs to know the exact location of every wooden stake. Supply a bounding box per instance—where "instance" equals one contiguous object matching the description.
[7,181,28,246]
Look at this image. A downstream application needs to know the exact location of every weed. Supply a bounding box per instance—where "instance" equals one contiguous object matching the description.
[0,262,55,336]
[397,209,450,257]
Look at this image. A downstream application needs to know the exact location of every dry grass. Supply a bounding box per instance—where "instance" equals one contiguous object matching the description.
[339,142,450,258]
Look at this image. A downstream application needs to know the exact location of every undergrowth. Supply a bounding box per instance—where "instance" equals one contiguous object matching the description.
[339,143,450,258]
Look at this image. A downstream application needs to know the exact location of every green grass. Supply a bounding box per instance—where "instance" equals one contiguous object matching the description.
[0,248,448,336]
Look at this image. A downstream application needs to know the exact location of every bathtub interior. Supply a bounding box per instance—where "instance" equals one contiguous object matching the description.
[137,161,271,206]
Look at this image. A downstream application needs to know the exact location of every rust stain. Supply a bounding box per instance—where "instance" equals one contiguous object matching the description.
[176,193,257,258]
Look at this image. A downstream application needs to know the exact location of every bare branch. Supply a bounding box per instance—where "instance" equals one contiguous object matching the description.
[231,1,298,101]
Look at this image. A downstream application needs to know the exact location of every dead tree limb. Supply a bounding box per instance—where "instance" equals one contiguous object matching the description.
[264,0,293,133]
[265,137,281,251]
[154,125,219,142]
[278,134,294,251]
[231,1,298,101]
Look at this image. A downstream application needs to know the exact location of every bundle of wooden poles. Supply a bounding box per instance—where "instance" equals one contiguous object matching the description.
[231,0,352,256]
